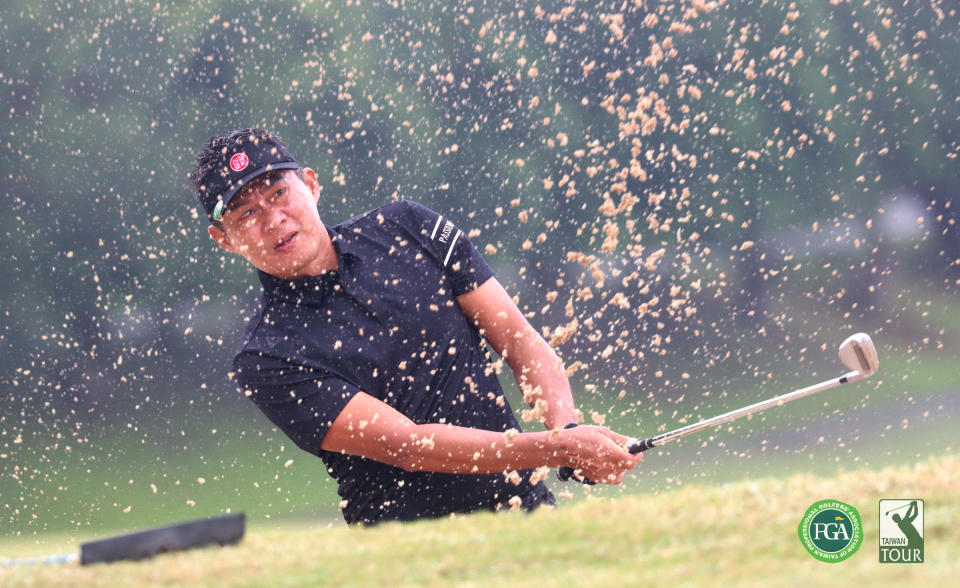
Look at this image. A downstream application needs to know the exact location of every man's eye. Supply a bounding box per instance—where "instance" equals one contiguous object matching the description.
[240,209,254,219]
[273,188,286,200]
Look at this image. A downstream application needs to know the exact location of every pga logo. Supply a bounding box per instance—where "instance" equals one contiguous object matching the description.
[798,499,863,563]
[812,520,851,542]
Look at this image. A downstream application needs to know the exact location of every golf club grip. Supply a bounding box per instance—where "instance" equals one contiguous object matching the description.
[556,424,654,484]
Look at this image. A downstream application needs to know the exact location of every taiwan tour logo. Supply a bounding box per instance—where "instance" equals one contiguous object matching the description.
[798,499,863,562]
[879,499,924,563]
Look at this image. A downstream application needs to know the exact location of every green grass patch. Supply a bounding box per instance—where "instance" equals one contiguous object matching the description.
[3,453,957,586]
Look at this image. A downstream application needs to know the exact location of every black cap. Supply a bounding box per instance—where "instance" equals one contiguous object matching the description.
[196,132,300,221]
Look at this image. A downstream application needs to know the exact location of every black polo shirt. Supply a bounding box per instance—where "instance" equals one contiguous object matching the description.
[233,199,555,524]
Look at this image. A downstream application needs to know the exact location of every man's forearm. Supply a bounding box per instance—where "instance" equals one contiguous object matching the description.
[506,328,578,429]
[322,391,565,475]
[400,421,638,485]
[453,278,579,429]
[321,391,638,484]
[399,423,565,474]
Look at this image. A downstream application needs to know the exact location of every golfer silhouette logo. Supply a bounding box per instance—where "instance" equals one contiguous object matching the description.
[879,499,924,563]
[798,499,863,562]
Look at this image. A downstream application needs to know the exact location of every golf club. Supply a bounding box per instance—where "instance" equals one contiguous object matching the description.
[885,503,913,516]
[559,333,879,483]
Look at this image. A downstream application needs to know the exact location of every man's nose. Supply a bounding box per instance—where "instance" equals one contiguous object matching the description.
[265,206,287,231]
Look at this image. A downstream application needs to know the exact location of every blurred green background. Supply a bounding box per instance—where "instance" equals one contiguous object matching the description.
[2,0,957,541]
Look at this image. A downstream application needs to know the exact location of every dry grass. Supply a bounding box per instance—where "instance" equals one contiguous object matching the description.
[3,453,957,587]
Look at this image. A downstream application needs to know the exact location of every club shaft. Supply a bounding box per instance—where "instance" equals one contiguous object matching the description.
[632,370,862,451]
[885,503,912,515]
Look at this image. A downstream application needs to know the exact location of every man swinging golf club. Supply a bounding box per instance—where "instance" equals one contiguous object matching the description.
[189,128,641,525]
[891,501,923,552]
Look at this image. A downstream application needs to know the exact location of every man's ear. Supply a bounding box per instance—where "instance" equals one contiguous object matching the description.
[208,224,238,253]
[302,167,321,204]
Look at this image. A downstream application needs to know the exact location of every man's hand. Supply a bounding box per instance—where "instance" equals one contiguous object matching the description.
[556,424,642,484]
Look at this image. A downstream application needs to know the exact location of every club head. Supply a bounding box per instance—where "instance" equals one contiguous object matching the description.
[838,332,879,377]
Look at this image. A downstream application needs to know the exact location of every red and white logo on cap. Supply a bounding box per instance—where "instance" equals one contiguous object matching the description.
[229,152,250,173]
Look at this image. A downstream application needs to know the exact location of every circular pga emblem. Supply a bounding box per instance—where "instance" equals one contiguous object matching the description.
[798,499,863,562]
[229,152,250,173]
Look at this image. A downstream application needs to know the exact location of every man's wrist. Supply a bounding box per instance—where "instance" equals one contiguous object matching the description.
[545,408,581,431]
[534,427,570,468]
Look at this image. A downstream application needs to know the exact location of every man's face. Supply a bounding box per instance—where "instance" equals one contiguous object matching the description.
[208,168,331,279]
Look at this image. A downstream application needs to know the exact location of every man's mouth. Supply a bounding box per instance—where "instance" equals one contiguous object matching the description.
[274,232,298,250]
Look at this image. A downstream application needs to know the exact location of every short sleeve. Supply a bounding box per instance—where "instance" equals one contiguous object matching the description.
[233,351,359,455]
[401,200,495,296]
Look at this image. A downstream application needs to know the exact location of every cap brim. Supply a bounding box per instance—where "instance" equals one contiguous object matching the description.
[214,161,301,219]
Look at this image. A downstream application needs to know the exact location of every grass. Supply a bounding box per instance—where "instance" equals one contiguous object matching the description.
[3,452,957,586]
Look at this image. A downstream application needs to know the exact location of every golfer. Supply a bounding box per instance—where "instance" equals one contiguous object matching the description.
[892,501,923,552]
[190,128,641,525]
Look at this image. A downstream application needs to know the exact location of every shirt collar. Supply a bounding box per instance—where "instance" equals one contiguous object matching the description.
[256,225,359,300]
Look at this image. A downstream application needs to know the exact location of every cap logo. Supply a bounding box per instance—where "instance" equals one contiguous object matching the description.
[229,152,250,173]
